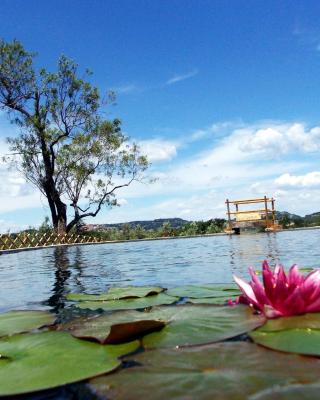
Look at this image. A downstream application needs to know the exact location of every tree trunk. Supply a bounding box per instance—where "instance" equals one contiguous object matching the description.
[43,181,67,234]
[66,207,80,233]
[56,199,67,234]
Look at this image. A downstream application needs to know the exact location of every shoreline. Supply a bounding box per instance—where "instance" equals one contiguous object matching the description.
[1,225,320,255]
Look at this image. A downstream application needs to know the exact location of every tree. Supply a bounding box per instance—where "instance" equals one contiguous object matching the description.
[161,222,173,237]
[38,216,52,233]
[279,214,291,229]
[0,40,149,233]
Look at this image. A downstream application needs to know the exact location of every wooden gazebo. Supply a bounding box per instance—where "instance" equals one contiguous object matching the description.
[225,196,281,233]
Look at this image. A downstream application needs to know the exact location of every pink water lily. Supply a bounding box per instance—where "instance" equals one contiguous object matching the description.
[233,261,320,318]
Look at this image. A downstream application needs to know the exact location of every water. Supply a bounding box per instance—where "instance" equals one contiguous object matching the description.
[1,229,320,314]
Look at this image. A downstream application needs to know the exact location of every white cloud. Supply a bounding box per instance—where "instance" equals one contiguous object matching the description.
[0,117,43,214]
[239,123,320,156]
[139,139,177,162]
[116,121,315,203]
[99,120,320,221]
[275,172,320,188]
[166,69,198,85]
[113,84,139,94]
[117,198,128,206]
[0,219,30,233]
[3,116,320,224]
[189,121,242,142]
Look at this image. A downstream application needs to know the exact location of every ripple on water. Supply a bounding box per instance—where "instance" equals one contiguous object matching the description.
[0,229,320,313]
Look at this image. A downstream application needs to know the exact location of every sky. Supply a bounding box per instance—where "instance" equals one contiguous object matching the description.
[1,0,320,232]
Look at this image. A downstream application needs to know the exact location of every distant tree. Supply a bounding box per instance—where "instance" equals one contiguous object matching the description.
[133,224,147,239]
[121,223,131,240]
[279,214,291,229]
[181,221,198,236]
[38,216,52,233]
[0,40,149,233]
[161,222,173,237]
[291,217,304,228]
[206,221,220,234]
[212,218,226,231]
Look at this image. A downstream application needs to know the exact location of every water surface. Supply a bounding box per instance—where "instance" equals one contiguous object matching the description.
[1,229,319,313]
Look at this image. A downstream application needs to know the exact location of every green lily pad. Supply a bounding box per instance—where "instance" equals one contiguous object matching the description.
[257,313,320,332]
[76,293,178,311]
[166,284,241,299]
[251,383,320,399]
[199,283,241,291]
[0,331,138,396]
[67,286,165,302]
[142,304,265,348]
[250,313,320,356]
[250,328,320,356]
[299,267,315,273]
[0,311,55,337]
[67,293,113,301]
[60,310,166,344]
[90,342,320,400]
[188,296,238,305]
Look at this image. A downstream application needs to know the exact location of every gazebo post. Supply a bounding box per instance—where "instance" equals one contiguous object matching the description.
[271,198,276,227]
[226,199,233,232]
[264,195,269,228]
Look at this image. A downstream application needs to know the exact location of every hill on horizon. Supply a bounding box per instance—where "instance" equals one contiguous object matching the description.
[84,211,320,232]
[99,218,190,230]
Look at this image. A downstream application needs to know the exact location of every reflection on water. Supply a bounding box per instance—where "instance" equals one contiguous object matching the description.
[228,232,280,268]
[0,229,320,313]
[45,247,71,313]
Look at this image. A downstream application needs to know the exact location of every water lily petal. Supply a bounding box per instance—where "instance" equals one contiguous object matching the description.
[233,275,259,309]
[305,296,320,313]
[262,261,277,305]
[248,267,268,306]
[304,269,320,286]
[234,261,320,319]
[288,264,304,287]
[280,287,306,316]
[272,264,289,308]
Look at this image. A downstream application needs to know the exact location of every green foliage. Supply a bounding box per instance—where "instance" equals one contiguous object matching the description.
[79,218,227,241]
[38,216,53,233]
[278,214,292,229]
[0,39,149,233]
[179,219,226,236]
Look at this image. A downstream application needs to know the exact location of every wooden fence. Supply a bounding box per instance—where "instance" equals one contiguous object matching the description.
[0,232,103,251]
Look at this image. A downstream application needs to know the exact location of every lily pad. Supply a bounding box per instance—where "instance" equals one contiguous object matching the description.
[250,313,320,356]
[257,313,320,332]
[166,284,241,299]
[199,283,241,291]
[90,342,320,400]
[0,331,138,396]
[76,293,178,311]
[142,304,265,348]
[250,329,320,356]
[188,296,238,305]
[299,267,315,273]
[67,293,113,302]
[60,311,166,344]
[0,310,55,337]
[251,383,320,399]
[67,286,165,302]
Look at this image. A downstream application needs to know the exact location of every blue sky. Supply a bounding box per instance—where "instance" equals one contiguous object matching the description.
[1,0,320,231]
